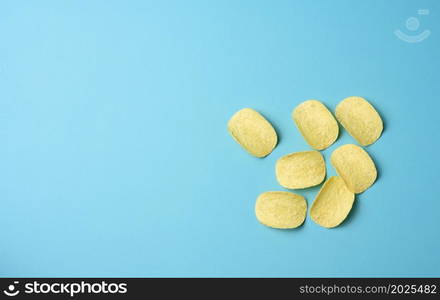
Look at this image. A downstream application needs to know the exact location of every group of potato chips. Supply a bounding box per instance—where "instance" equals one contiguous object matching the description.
[228,96,383,229]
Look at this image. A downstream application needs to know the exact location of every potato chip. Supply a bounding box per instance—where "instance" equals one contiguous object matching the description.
[310,176,355,228]
[275,150,325,189]
[292,100,339,150]
[227,108,277,158]
[335,96,383,146]
[330,144,377,193]
[255,191,307,229]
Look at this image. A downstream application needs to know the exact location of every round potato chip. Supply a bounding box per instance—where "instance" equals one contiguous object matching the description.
[255,191,307,229]
[310,176,355,228]
[330,144,377,194]
[292,100,339,150]
[227,108,277,158]
[275,150,326,189]
[335,96,383,146]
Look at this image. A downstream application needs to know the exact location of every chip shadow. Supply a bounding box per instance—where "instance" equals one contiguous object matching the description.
[337,193,361,228]
[365,97,387,137]
[364,148,382,182]
[264,113,283,147]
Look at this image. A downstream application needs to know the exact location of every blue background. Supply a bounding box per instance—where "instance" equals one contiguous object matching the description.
[1,0,439,277]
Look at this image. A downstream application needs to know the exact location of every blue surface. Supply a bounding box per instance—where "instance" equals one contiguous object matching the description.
[1,0,439,277]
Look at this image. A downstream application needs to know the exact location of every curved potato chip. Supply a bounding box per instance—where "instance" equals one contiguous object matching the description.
[228,108,277,158]
[335,96,383,146]
[275,150,325,189]
[310,176,355,228]
[255,191,307,229]
[292,100,339,150]
[330,144,377,193]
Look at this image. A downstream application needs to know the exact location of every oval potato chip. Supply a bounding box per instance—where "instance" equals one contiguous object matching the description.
[255,191,307,229]
[292,100,339,150]
[275,150,326,189]
[227,108,277,158]
[335,96,383,146]
[310,176,355,228]
[330,144,377,194]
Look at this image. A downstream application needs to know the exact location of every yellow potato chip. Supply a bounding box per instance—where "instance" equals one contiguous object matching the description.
[227,108,277,158]
[310,176,355,228]
[330,144,377,194]
[255,191,307,229]
[335,96,383,146]
[292,100,339,150]
[275,150,325,189]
